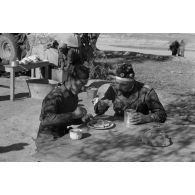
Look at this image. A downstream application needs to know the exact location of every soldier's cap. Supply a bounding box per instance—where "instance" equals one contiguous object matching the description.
[116,63,135,82]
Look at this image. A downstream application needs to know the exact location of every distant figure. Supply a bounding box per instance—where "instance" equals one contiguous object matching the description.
[169,40,180,56]
[58,43,68,70]
[178,40,185,57]
[14,33,30,59]
[65,34,85,82]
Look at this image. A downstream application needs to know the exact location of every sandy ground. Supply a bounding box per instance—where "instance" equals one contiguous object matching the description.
[0,49,195,161]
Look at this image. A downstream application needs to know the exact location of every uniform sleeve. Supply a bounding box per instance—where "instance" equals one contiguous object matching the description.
[145,89,167,123]
[40,92,73,126]
[94,86,115,115]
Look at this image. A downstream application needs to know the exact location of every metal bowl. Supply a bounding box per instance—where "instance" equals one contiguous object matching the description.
[69,129,83,140]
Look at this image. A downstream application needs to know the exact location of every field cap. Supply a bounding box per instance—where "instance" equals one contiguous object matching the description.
[116,63,135,82]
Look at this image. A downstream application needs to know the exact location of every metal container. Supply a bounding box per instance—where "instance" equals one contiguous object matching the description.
[124,109,136,128]
[69,129,83,140]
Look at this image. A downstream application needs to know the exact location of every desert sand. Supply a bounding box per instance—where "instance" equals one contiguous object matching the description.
[0,38,195,161]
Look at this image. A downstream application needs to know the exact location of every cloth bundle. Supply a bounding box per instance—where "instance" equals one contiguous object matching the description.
[20,55,42,65]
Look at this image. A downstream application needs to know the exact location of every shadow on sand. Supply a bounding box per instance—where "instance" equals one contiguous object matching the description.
[0,84,9,89]
[0,92,30,101]
[95,50,171,64]
[0,143,29,154]
[68,93,195,162]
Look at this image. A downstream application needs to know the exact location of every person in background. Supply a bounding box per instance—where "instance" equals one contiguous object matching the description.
[169,40,180,56]
[58,43,68,70]
[36,64,92,149]
[55,43,69,83]
[14,33,30,59]
[65,34,85,78]
[178,40,185,57]
[93,63,167,124]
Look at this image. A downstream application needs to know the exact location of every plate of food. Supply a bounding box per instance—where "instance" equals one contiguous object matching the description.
[87,119,114,130]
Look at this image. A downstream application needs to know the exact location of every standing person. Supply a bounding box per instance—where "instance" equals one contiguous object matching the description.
[57,43,69,82]
[169,40,180,56]
[93,63,167,124]
[65,34,84,78]
[14,33,30,59]
[178,40,185,57]
[58,43,68,70]
[36,65,92,150]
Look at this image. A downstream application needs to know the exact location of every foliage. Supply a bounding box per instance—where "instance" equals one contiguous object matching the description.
[89,61,110,80]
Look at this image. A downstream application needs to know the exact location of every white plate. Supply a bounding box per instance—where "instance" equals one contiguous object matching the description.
[87,120,114,130]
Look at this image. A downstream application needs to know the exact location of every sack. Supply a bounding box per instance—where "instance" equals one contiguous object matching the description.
[141,129,172,147]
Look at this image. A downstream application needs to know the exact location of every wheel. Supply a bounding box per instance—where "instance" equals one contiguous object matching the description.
[0,33,19,61]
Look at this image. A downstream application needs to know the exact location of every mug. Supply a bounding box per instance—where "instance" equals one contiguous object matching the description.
[124,109,136,128]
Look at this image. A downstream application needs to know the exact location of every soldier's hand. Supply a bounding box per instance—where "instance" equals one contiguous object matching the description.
[72,107,87,119]
[129,112,152,125]
[82,114,94,123]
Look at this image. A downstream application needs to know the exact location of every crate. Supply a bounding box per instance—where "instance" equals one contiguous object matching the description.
[52,69,68,83]
[26,79,58,99]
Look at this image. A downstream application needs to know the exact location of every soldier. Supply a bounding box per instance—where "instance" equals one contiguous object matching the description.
[58,43,68,69]
[66,35,84,66]
[36,65,92,149]
[14,33,30,59]
[178,40,185,57]
[93,63,167,124]
[169,40,180,56]
[58,34,84,82]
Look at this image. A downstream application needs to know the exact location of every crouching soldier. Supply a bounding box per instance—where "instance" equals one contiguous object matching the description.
[93,63,167,124]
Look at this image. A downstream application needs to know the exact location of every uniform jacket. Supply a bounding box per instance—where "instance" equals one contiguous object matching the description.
[38,86,79,138]
[94,81,167,123]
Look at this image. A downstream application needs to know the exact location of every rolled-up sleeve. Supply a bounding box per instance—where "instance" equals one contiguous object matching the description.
[145,89,167,123]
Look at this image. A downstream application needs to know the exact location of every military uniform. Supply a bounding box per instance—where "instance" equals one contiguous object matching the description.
[58,48,68,69]
[36,85,82,149]
[169,40,180,56]
[94,81,167,123]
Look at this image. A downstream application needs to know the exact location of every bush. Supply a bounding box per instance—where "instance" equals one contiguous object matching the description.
[89,61,110,80]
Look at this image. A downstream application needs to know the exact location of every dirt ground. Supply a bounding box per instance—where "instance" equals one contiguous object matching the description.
[0,51,195,161]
